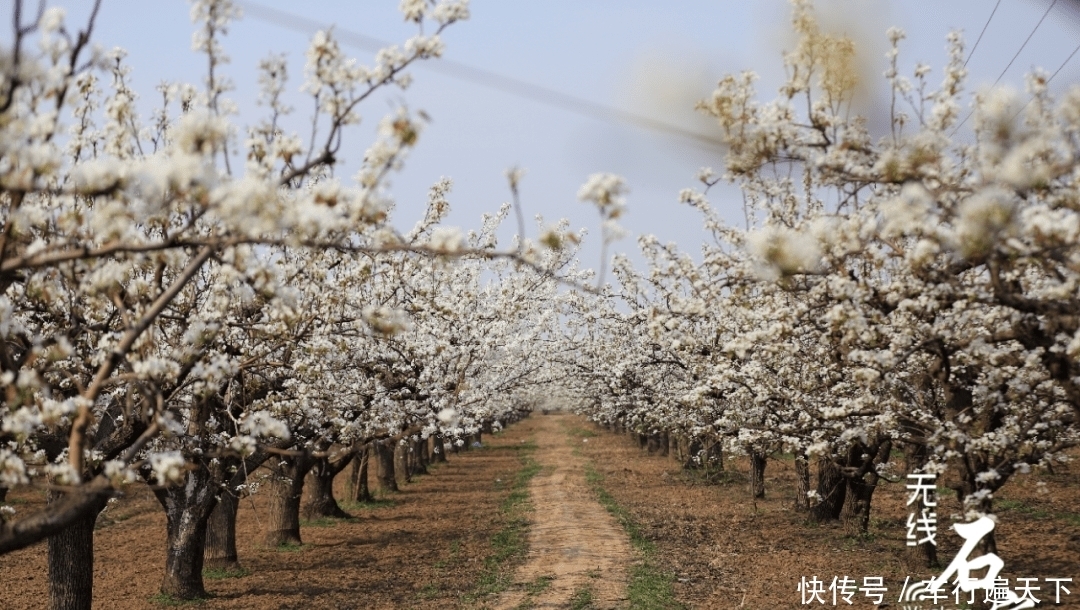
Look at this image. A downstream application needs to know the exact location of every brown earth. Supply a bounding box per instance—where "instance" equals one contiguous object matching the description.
[3,412,1078,609]
[576,420,1080,609]
[493,413,631,609]
[0,419,540,610]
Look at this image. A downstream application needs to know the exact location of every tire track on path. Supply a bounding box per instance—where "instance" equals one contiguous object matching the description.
[493,413,631,609]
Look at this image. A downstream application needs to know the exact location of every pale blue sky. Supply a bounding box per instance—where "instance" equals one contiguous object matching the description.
[8,0,1080,270]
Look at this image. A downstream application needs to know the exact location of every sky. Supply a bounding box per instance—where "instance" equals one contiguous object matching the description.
[6,0,1080,274]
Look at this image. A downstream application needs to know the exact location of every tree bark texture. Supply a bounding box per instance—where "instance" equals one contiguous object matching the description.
[265,453,314,547]
[750,451,767,499]
[154,466,219,600]
[204,489,240,570]
[394,441,411,487]
[47,490,107,610]
[408,438,427,477]
[374,440,398,492]
[793,454,810,513]
[303,452,352,520]
[430,435,447,464]
[811,458,846,522]
[902,442,938,567]
[841,441,891,535]
[348,445,373,503]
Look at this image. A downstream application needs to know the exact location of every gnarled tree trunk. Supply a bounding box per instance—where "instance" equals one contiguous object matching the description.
[902,442,938,567]
[430,435,447,464]
[47,490,107,610]
[842,441,891,535]
[347,445,373,503]
[374,440,398,492]
[394,441,410,487]
[204,449,274,571]
[155,465,219,600]
[303,450,353,520]
[811,458,846,522]
[408,437,428,477]
[265,452,314,547]
[794,453,810,513]
[204,489,240,571]
[750,451,767,498]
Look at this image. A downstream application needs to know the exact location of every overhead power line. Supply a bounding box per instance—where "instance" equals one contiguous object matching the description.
[992,0,1058,88]
[965,0,1002,67]
[1047,39,1080,82]
[236,1,726,152]
[954,0,1059,133]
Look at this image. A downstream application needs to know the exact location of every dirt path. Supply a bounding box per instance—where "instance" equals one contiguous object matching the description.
[494,413,631,609]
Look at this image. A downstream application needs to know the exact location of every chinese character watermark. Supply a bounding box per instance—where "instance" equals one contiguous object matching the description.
[906,473,937,547]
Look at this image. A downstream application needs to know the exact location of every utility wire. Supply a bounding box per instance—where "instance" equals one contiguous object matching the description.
[954,0,1059,133]
[236,1,726,152]
[965,0,1002,67]
[993,0,1058,88]
[1011,36,1080,119]
[1047,38,1080,82]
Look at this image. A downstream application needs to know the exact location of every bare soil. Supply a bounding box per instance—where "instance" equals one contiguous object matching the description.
[0,420,538,610]
[3,413,1077,609]
[493,413,631,609]
[577,420,1080,609]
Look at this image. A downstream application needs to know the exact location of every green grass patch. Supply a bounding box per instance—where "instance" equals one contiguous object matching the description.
[1058,512,1080,527]
[508,440,539,452]
[435,538,463,569]
[416,583,440,600]
[274,541,305,553]
[995,498,1051,519]
[463,440,540,603]
[584,464,683,610]
[524,575,554,595]
[300,516,347,528]
[149,593,207,606]
[567,426,597,438]
[570,586,595,610]
[339,498,396,512]
[202,566,249,580]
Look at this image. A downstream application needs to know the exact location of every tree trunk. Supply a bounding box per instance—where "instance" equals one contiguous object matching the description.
[348,446,373,503]
[430,435,447,464]
[794,454,810,513]
[394,441,411,487]
[843,474,876,534]
[842,441,890,535]
[419,437,431,466]
[203,449,274,572]
[409,438,428,477]
[155,466,219,600]
[671,435,686,464]
[265,453,314,547]
[374,440,398,492]
[658,431,669,457]
[204,489,240,570]
[902,443,938,567]
[303,454,352,520]
[750,451,767,498]
[811,458,846,522]
[682,437,702,470]
[47,491,107,610]
[705,439,723,471]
